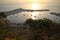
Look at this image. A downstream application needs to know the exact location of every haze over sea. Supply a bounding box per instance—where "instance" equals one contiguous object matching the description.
[0,0,60,23]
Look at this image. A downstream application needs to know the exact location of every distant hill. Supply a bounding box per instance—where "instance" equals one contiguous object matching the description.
[4,8,22,16]
[4,8,49,16]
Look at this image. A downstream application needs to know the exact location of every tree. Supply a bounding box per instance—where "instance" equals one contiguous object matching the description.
[0,19,9,40]
[0,12,6,19]
[25,18,56,40]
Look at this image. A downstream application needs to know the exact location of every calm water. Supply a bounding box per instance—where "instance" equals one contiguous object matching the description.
[0,0,60,23]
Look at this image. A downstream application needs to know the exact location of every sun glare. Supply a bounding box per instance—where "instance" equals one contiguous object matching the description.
[31,12,37,20]
[31,16,36,20]
[31,3,39,20]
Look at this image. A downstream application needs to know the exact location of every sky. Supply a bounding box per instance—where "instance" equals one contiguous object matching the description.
[0,0,60,4]
[0,0,60,12]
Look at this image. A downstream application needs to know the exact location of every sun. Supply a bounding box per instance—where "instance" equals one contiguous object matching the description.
[32,3,39,10]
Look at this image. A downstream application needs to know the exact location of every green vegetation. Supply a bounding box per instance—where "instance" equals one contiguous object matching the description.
[25,18,60,40]
[0,12,9,40]
[0,19,9,40]
[0,12,6,19]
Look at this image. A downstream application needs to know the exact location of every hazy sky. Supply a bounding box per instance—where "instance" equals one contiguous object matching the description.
[0,0,60,4]
[0,0,60,12]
